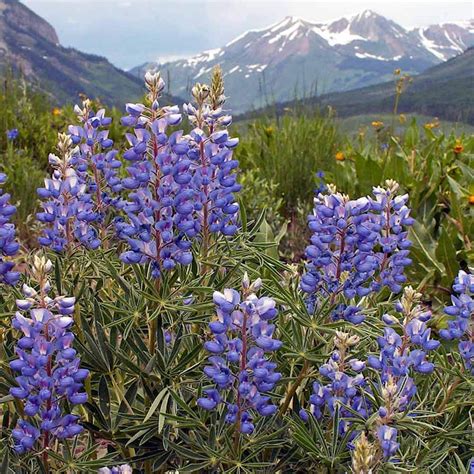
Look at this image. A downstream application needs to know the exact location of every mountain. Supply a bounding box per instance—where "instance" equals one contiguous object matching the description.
[244,48,474,125]
[411,21,474,61]
[0,0,145,106]
[131,11,474,113]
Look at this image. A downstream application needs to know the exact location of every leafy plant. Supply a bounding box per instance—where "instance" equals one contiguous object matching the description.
[0,69,471,474]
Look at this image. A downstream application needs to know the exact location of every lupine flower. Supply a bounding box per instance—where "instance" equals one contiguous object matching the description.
[440,271,474,373]
[98,464,133,474]
[117,72,196,278]
[352,432,376,474]
[183,66,241,238]
[6,128,19,141]
[368,288,439,460]
[314,171,327,195]
[68,99,123,217]
[9,256,88,453]
[0,172,20,285]
[376,425,399,459]
[301,180,413,323]
[303,332,368,440]
[37,133,100,251]
[198,274,281,434]
[368,287,438,386]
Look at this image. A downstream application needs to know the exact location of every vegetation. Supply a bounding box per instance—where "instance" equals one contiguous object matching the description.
[0,70,472,473]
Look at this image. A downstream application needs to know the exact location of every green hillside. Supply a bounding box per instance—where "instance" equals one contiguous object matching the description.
[240,48,474,124]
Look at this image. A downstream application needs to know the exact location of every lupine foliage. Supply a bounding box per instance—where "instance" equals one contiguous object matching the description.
[0,68,472,473]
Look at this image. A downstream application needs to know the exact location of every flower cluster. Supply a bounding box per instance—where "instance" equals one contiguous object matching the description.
[118,68,241,277]
[0,172,20,285]
[117,72,196,278]
[6,128,19,141]
[198,275,282,434]
[351,432,376,474]
[68,99,123,217]
[300,332,368,441]
[98,464,132,474]
[368,287,439,460]
[37,133,101,251]
[301,180,413,323]
[440,270,474,373]
[314,170,327,195]
[183,67,241,238]
[9,256,88,453]
[368,287,439,381]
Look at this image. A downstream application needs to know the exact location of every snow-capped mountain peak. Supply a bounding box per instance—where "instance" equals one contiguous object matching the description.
[131,11,474,113]
[411,19,474,61]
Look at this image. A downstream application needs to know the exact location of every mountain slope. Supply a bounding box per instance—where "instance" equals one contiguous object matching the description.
[131,11,474,113]
[244,48,474,124]
[0,0,145,106]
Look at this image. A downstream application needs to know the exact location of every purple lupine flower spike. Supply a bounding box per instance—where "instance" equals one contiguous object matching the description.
[117,72,196,278]
[368,287,439,460]
[303,331,368,443]
[183,68,241,238]
[10,255,88,453]
[198,274,281,434]
[68,100,123,220]
[0,172,20,285]
[440,270,474,373]
[37,133,100,251]
[302,180,413,324]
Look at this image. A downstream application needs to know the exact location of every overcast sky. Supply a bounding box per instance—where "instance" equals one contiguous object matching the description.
[23,0,473,70]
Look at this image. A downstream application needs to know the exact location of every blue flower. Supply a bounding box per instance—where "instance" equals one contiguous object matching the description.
[440,271,474,373]
[6,128,19,141]
[9,256,88,453]
[377,425,399,459]
[183,72,241,238]
[199,275,281,434]
[302,180,413,297]
[368,287,438,384]
[302,180,413,324]
[0,172,20,285]
[118,70,242,278]
[117,73,198,277]
[306,333,368,440]
[98,465,133,474]
[37,133,101,251]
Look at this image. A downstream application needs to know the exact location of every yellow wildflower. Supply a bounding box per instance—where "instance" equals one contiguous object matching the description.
[371,121,384,129]
[52,107,62,116]
[453,140,464,154]
[469,195,474,205]
[335,151,345,162]
[399,114,406,124]
[264,126,274,136]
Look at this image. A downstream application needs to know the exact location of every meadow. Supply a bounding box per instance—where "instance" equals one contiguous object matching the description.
[0,69,472,473]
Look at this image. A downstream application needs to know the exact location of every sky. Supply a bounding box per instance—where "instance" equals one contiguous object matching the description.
[23,0,473,70]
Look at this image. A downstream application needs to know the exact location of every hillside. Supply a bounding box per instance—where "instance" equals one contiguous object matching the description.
[240,48,474,125]
[0,0,145,106]
[318,47,474,124]
[131,11,474,113]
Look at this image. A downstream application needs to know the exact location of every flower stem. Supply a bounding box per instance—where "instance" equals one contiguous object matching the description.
[437,376,461,412]
[200,140,210,265]
[234,306,249,451]
[279,359,310,415]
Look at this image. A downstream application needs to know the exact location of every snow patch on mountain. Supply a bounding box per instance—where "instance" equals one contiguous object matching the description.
[314,24,367,46]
